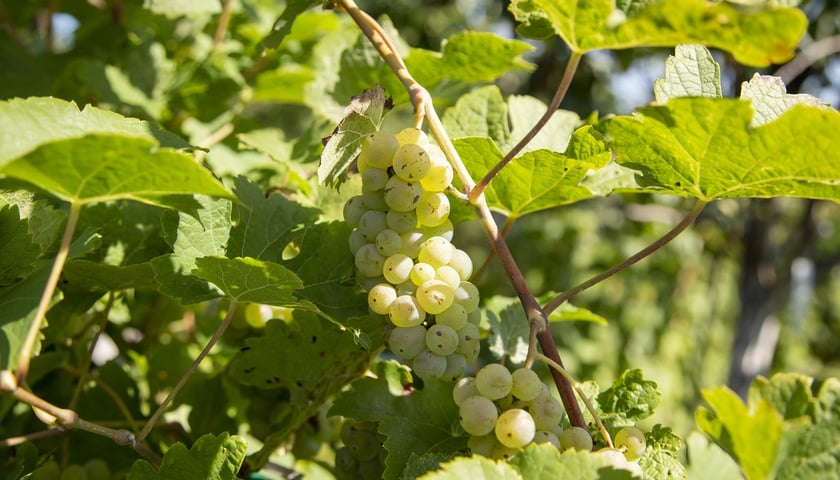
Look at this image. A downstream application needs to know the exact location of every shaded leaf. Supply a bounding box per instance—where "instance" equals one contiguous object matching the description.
[127,433,246,480]
[0,205,40,285]
[262,0,323,49]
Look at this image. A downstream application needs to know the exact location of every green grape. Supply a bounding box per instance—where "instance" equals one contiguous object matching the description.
[359,131,399,168]
[442,354,467,382]
[475,363,513,400]
[494,408,536,448]
[458,395,499,436]
[292,425,323,460]
[59,465,88,480]
[396,280,417,296]
[395,127,429,146]
[533,430,561,448]
[384,176,422,212]
[340,422,380,461]
[467,308,482,326]
[84,460,110,480]
[383,253,414,284]
[425,324,459,356]
[559,426,593,451]
[28,460,60,480]
[343,195,366,227]
[530,390,565,431]
[388,325,427,360]
[358,458,385,479]
[375,229,402,256]
[456,323,480,357]
[436,303,468,330]
[511,368,542,402]
[358,210,387,242]
[410,262,436,285]
[614,426,646,461]
[412,349,447,380]
[361,190,388,211]
[418,236,454,267]
[490,443,519,460]
[415,279,455,314]
[425,219,454,242]
[368,283,397,315]
[362,167,389,191]
[392,143,431,181]
[597,448,643,477]
[467,433,500,457]
[388,294,426,327]
[334,446,360,479]
[348,230,367,255]
[435,265,461,289]
[400,229,428,258]
[361,275,386,292]
[453,281,480,312]
[448,248,474,281]
[386,209,417,233]
[354,244,384,278]
[453,377,479,407]
[420,145,454,192]
[415,192,450,227]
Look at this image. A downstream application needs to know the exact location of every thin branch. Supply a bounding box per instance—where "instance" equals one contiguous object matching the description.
[0,429,66,448]
[17,201,82,384]
[774,35,840,85]
[469,52,582,204]
[544,200,707,315]
[138,303,238,441]
[213,0,234,50]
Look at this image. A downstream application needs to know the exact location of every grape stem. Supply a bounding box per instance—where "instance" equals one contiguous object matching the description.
[535,353,613,449]
[336,0,588,430]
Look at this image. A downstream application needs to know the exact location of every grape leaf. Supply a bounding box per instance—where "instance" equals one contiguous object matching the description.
[548,303,608,325]
[598,369,662,424]
[192,256,303,305]
[62,261,158,291]
[0,205,40,285]
[319,86,392,187]
[740,73,826,126]
[695,385,783,480]
[485,296,531,364]
[127,433,247,480]
[608,99,840,202]
[773,419,840,480]
[509,0,807,67]
[0,135,231,211]
[639,449,688,480]
[748,372,815,421]
[262,0,322,49]
[654,44,722,103]
[418,455,522,480]
[684,431,742,480]
[815,378,840,422]
[509,445,617,479]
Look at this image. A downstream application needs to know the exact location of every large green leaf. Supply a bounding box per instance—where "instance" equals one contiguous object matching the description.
[510,0,806,67]
[609,99,840,202]
[127,433,247,480]
[192,256,302,305]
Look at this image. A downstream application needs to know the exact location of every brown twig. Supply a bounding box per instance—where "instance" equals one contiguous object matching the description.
[213,0,235,50]
[774,35,840,85]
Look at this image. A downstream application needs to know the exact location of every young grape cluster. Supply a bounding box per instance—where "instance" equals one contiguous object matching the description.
[334,420,386,479]
[345,128,480,381]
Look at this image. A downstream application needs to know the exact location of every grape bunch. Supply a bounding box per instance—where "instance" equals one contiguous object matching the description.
[334,420,386,480]
[454,363,572,459]
[28,459,112,480]
[344,128,481,381]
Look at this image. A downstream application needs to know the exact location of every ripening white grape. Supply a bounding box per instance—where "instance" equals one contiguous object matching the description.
[418,236,454,267]
[355,244,384,278]
[494,408,536,448]
[456,323,480,356]
[475,363,513,400]
[388,325,427,360]
[409,262,436,285]
[396,280,417,296]
[467,308,482,326]
[388,294,426,327]
[359,131,399,169]
[453,281,480,312]
[415,192,450,227]
[400,230,428,258]
[375,229,402,256]
[367,283,397,315]
[392,143,431,181]
[442,353,467,381]
[395,127,429,146]
[453,377,479,406]
[360,275,386,293]
[511,368,542,402]
[435,265,461,289]
[614,427,646,461]
[425,324,459,356]
[559,426,593,451]
[425,220,454,242]
[490,443,518,461]
[598,448,643,477]
[533,430,561,448]
[386,210,417,234]
[459,395,498,436]
[447,249,473,281]
[383,253,413,284]
[361,191,388,211]
[343,195,366,227]
[467,433,499,457]
[420,145,454,192]
[358,210,388,242]
[412,349,447,380]
[530,390,565,431]
[436,303,468,330]
[340,422,381,461]
[384,176,422,212]
[415,280,455,315]
[348,230,367,255]
[362,167,389,192]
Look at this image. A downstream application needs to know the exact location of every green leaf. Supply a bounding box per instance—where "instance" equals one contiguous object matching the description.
[653,44,722,103]
[598,369,661,423]
[0,205,40,285]
[262,0,323,49]
[62,260,158,291]
[1,134,231,209]
[638,448,688,480]
[0,97,189,165]
[485,296,530,364]
[815,378,840,422]
[548,303,609,325]
[509,444,608,479]
[418,455,522,480]
[318,86,392,187]
[695,385,783,480]
[509,0,807,67]
[748,373,815,421]
[608,99,840,202]
[507,95,579,153]
[773,419,840,480]
[192,256,303,305]
[127,433,247,480]
[740,73,827,126]
[684,431,742,480]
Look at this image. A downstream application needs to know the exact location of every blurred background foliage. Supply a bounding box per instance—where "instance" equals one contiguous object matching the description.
[1,0,839,451]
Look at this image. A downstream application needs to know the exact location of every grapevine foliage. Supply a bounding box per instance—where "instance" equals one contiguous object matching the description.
[1,1,839,479]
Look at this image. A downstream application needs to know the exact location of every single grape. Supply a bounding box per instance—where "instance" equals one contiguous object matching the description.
[396,280,417,296]
[530,391,565,431]
[359,131,399,169]
[388,294,426,327]
[358,210,387,242]
[597,448,643,477]
[420,145,454,192]
[362,191,388,211]
[28,460,60,480]
[559,426,593,451]
[360,275,386,293]
[412,350,447,380]
[490,443,519,461]
[388,325,427,360]
[436,303,468,330]
[395,127,429,146]
[343,195,366,227]
[340,422,380,461]
[418,236,454,267]
[435,265,461,289]
[453,377,479,406]
[400,229,428,258]
[511,368,542,402]
[384,176,422,212]
[386,209,417,233]
[447,248,474,281]
[467,433,500,457]
[475,363,513,400]
[494,408,536,448]
[375,229,401,257]
[392,143,431,181]
[368,283,397,315]
[467,308,482,326]
[442,353,467,381]
[362,167,389,191]
[453,281,480,312]
[383,253,414,284]
[425,324,459,356]
[415,192,451,227]
[59,465,88,480]
[614,426,646,461]
[84,460,110,480]
[533,430,561,448]
[334,446,360,479]
[348,230,367,255]
[410,262,436,286]
[358,458,385,479]
[425,220,454,242]
[458,395,498,436]
[415,279,455,314]
[354,244,384,278]
[456,323,480,357]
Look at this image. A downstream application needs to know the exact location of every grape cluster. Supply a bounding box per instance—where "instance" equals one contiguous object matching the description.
[454,363,571,459]
[334,420,386,479]
[28,459,111,480]
[345,128,480,381]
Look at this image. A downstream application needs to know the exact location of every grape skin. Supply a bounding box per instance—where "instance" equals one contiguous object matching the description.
[511,368,542,402]
[475,363,513,401]
[388,325,427,360]
[494,408,536,448]
[425,324,459,356]
[614,426,646,460]
[559,426,593,451]
[458,395,498,436]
